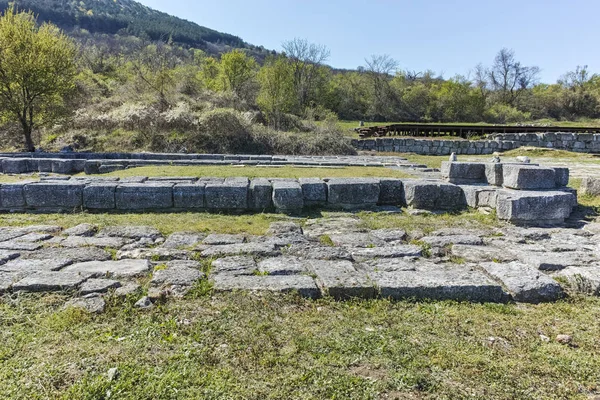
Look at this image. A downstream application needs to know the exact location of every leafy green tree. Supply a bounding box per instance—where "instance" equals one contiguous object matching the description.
[257,56,296,129]
[218,49,258,102]
[0,6,77,151]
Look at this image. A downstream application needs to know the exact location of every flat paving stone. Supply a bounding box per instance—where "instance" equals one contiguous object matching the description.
[288,245,354,261]
[0,229,28,242]
[114,282,142,297]
[480,261,564,303]
[421,235,484,247]
[59,236,131,249]
[0,271,26,293]
[21,247,112,263]
[161,232,206,249]
[554,265,600,295]
[63,259,151,278]
[358,258,419,273]
[0,241,43,251]
[201,243,280,258]
[15,233,53,243]
[258,257,308,275]
[211,256,257,276]
[0,259,71,273]
[62,223,98,237]
[212,274,321,298]
[116,248,191,261]
[518,251,597,271]
[151,266,204,288]
[329,233,386,248]
[350,245,423,260]
[303,217,365,238]
[202,234,246,245]
[98,226,162,240]
[64,296,106,314]
[370,229,407,243]
[12,271,91,292]
[370,263,508,303]
[80,278,122,295]
[267,222,303,235]
[0,250,20,265]
[451,245,518,263]
[307,260,376,300]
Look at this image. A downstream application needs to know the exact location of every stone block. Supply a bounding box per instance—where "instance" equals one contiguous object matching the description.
[12,271,90,292]
[0,183,27,209]
[249,178,272,210]
[581,177,600,196]
[272,181,303,212]
[205,179,249,210]
[84,160,101,175]
[51,159,74,174]
[496,190,576,225]
[461,185,499,208]
[371,263,508,302]
[37,158,57,173]
[553,167,569,187]
[212,275,321,298]
[115,183,173,210]
[503,165,556,190]
[480,261,564,303]
[485,163,503,186]
[1,158,30,174]
[379,178,405,205]
[63,259,151,278]
[441,162,486,184]
[258,256,307,275]
[298,178,327,205]
[403,180,466,211]
[83,183,117,209]
[308,260,375,299]
[327,178,380,209]
[173,183,205,209]
[24,182,84,209]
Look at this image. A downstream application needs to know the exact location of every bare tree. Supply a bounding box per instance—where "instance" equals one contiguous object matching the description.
[281,38,330,111]
[559,65,597,89]
[488,48,539,106]
[363,55,399,120]
[472,63,489,99]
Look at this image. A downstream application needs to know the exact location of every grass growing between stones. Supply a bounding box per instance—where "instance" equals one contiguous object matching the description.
[0,174,39,183]
[1,292,600,399]
[81,165,414,179]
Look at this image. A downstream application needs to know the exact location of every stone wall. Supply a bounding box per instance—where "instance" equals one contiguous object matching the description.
[352,132,600,155]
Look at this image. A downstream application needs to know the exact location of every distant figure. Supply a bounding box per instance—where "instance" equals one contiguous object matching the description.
[516,156,531,164]
[491,152,501,163]
[358,121,365,127]
[449,153,457,162]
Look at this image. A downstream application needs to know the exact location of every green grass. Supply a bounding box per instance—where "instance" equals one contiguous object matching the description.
[79,165,413,179]
[1,292,600,399]
[0,174,39,183]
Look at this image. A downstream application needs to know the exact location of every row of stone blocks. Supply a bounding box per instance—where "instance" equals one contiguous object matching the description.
[0,157,390,175]
[0,176,578,225]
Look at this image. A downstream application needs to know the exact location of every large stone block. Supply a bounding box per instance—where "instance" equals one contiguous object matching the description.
[379,178,405,205]
[553,167,570,187]
[0,182,28,209]
[581,177,600,196]
[212,275,321,298]
[461,185,499,208]
[115,183,173,210]
[485,163,503,186]
[1,158,30,174]
[496,190,576,224]
[298,178,327,205]
[249,178,272,210]
[173,183,205,209]
[83,183,117,209]
[308,260,375,299]
[327,178,380,208]
[272,181,303,212]
[205,179,249,210]
[441,162,486,184]
[37,158,58,173]
[84,160,102,175]
[503,165,556,190]
[24,182,85,209]
[51,159,74,174]
[403,180,466,210]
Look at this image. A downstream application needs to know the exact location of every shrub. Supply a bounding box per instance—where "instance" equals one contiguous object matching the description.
[484,104,531,124]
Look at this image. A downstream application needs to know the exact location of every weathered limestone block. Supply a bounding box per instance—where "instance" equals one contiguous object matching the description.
[12,271,90,292]
[205,179,249,210]
[480,261,564,303]
[485,163,503,186]
[503,165,556,190]
[0,182,28,209]
[298,178,327,206]
[553,167,570,187]
[555,265,600,295]
[496,190,576,225]
[84,160,101,175]
[83,183,117,209]
[115,183,173,210]
[461,185,499,208]
[212,274,320,298]
[370,262,507,302]
[258,256,307,275]
[272,181,304,212]
[441,162,486,184]
[63,259,151,278]
[403,180,466,210]
[249,178,272,210]
[1,158,30,174]
[379,178,405,205]
[37,158,57,173]
[80,278,121,295]
[211,256,257,276]
[327,178,380,209]
[173,183,205,209]
[24,182,85,209]
[581,177,600,196]
[307,259,375,299]
[51,159,74,174]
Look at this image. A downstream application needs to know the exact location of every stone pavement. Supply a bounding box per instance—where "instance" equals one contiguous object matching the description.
[1,216,600,312]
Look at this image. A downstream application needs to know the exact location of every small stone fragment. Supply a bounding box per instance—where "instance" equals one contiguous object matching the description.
[80,278,122,295]
[134,296,153,309]
[556,334,573,345]
[65,296,106,314]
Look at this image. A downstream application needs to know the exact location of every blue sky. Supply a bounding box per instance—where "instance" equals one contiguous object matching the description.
[137,0,599,83]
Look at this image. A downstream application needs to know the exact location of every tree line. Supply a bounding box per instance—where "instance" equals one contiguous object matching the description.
[2,6,600,152]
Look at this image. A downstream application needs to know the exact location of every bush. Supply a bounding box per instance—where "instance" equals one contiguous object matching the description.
[484,104,531,124]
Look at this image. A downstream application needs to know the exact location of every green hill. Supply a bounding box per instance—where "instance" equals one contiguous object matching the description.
[1,0,263,53]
